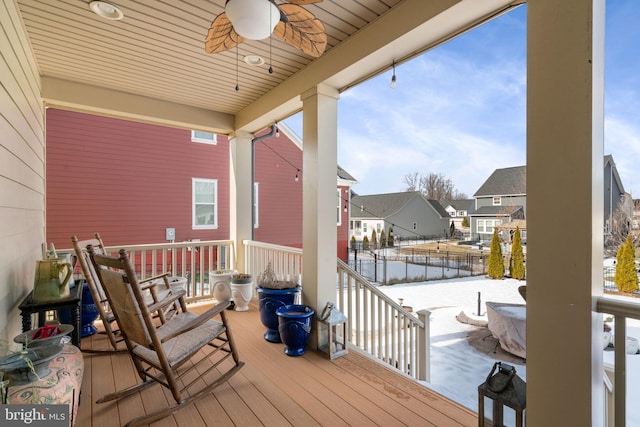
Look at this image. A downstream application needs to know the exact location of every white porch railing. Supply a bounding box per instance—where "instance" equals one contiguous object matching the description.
[243,240,429,381]
[59,240,235,303]
[64,238,429,381]
[596,295,640,427]
[242,240,303,282]
[337,259,429,381]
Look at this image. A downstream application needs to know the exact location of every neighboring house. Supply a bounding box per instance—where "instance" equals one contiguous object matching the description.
[604,154,630,235]
[469,165,527,242]
[45,109,356,261]
[442,199,475,230]
[633,199,640,230]
[471,156,628,242]
[266,124,358,261]
[349,191,450,244]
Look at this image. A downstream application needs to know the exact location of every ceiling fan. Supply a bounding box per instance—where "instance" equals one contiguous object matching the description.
[205,0,327,58]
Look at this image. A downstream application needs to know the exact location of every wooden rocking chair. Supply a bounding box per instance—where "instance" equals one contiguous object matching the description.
[71,234,186,353]
[88,246,244,427]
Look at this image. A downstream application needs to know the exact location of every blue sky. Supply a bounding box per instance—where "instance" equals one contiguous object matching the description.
[284,2,640,199]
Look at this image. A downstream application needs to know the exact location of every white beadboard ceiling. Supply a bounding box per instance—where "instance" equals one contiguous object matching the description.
[16,0,523,133]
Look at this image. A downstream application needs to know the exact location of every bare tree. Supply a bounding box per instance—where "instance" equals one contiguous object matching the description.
[403,172,422,193]
[606,197,635,254]
[404,172,467,202]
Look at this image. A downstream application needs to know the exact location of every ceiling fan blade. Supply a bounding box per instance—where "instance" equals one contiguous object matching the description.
[204,12,244,54]
[285,0,324,4]
[273,4,327,58]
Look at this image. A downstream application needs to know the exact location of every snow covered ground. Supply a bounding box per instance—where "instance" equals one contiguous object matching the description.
[375,276,640,427]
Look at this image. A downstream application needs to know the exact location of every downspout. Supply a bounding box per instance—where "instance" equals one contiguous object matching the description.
[251,125,277,240]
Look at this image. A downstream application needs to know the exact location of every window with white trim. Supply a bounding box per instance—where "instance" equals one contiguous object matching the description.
[477,219,502,234]
[191,130,217,145]
[254,182,259,228]
[192,178,218,229]
[492,196,502,206]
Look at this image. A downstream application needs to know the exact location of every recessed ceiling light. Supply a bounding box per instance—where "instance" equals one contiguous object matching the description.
[244,55,265,66]
[89,1,124,20]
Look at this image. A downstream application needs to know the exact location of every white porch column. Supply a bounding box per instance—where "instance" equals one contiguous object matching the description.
[527,0,604,425]
[301,84,339,350]
[229,130,253,273]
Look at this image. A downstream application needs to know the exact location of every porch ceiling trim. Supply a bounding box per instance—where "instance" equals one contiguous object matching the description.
[42,76,234,133]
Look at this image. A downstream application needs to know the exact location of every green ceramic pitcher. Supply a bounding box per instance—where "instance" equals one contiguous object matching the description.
[32,258,72,303]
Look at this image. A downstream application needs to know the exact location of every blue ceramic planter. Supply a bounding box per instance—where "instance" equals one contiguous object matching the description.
[58,282,99,337]
[257,286,301,343]
[277,304,315,356]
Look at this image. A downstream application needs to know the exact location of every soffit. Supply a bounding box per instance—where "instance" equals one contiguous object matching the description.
[16,0,522,133]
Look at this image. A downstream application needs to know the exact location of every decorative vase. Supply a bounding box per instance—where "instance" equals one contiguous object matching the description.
[57,282,98,337]
[277,304,315,356]
[257,286,301,343]
[230,274,253,312]
[210,270,236,309]
[167,276,187,293]
[0,344,63,385]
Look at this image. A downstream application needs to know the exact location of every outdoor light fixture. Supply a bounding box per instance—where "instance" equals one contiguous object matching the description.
[295,169,300,182]
[89,1,124,20]
[390,60,397,89]
[225,0,280,40]
[244,55,265,66]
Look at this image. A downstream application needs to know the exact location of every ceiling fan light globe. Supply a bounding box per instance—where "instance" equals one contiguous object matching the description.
[226,0,280,40]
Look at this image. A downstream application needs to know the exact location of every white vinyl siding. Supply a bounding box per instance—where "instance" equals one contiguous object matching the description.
[2,2,47,339]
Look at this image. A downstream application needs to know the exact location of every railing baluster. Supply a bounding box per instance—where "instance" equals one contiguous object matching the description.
[240,240,427,381]
[596,295,640,427]
[615,315,626,427]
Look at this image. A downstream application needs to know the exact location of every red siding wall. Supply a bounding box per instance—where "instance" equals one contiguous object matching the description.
[45,109,229,248]
[46,109,351,262]
[337,185,350,261]
[253,131,303,247]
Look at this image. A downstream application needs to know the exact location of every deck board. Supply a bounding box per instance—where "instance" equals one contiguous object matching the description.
[76,301,477,426]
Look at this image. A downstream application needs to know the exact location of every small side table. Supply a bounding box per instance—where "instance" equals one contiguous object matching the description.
[18,284,82,347]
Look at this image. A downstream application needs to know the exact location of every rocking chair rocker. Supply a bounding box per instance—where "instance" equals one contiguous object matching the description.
[72,234,186,353]
[88,247,244,426]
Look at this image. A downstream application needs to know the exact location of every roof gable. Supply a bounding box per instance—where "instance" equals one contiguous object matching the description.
[442,199,474,211]
[351,192,449,219]
[474,166,526,197]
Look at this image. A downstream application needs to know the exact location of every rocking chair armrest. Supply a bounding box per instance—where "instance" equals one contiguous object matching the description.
[147,288,187,313]
[140,273,171,289]
[159,301,230,343]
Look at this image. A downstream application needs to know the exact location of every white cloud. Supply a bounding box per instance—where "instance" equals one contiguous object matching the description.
[286,2,640,201]
[605,116,640,197]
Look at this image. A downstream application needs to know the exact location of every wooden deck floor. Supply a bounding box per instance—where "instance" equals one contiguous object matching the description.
[76,301,477,427]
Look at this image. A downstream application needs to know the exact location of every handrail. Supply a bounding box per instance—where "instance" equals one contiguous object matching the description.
[595,294,640,427]
[243,240,302,282]
[337,258,429,381]
[243,240,430,381]
[57,240,235,304]
[66,238,430,382]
